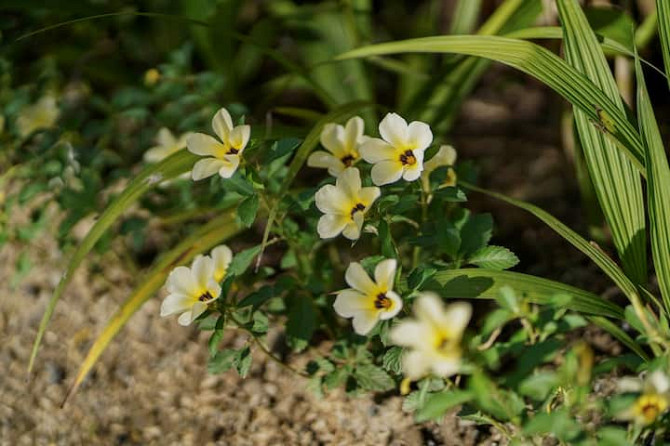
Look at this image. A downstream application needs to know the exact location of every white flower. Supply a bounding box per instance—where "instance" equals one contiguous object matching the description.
[359,112,433,186]
[187,107,250,181]
[618,370,670,426]
[307,116,367,177]
[160,255,222,326]
[421,145,457,191]
[390,293,471,380]
[144,127,192,163]
[314,167,381,240]
[211,244,233,283]
[17,96,60,138]
[333,259,402,335]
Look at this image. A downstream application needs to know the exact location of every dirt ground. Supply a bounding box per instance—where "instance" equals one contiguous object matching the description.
[0,67,619,445]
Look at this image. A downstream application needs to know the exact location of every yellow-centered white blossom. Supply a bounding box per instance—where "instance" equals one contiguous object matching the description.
[187,107,250,181]
[421,145,457,191]
[307,116,367,176]
[333,259,402,335]
[160,255,222,326]
[618,370,670,426]
[359,112,433,186]
[390,293,471,380]
[17,96,60,138]
[144,128,192,163]
[315,167,380,240]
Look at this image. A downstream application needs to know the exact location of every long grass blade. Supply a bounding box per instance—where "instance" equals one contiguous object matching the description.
[657,0,670,89]
[557,0,647,284]
[460,182,639,303]
[430,268,623,318]
[338,35,646,175]
[588,316,649,361]
[635,55,670,312]
[63,211,240,404]
[27,150,198,375]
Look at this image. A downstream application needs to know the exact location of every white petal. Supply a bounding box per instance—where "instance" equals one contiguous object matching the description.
[414,293,446,326]
[229,125,250,151]
[187,133,224,157]
[307,151,345,177]
[178,310,194,326]
[160,293,194,317]
[317,214,348,239]
[344,116,364,152]
[211,245,233,282]
[337,167,362,198]
[333,289,368,318]
[190,301,209,323]
[144,146,169,163]
[320,123,346,157]
[342,214,363,240]
[379,290,403,320]
[358,186,381,208]
[156,127,176,148]
[374,259,397,290]
[217,155,240,178]
[371,160,403,186]
[176,132,194,149]
[441,302,472,338]
[379,112,408,147]
[359,138,395,163]
[402,350,433,380]
[345,262,377,295]
[315,184,349,214]
[390,320,430,348]
[191,255,215,288]
[212,108,233,142]
[431,356,461,378]
[402,158,424,182]
[166,266,199,295]
[352,310,379,335]
[649,371,670,394]
[424,145,457,172]
[407,121,433,151]
[192,158,226,181]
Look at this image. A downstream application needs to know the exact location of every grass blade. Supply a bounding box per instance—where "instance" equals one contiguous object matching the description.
[338,35,646,175]
[27,150,198,375]
[557,0,647,284]
[635,55,670,312]
[461,182,638,303]
[657,0,670,89]
[62,210,240,404]
[430,268,623,319]
[588,316,649,361]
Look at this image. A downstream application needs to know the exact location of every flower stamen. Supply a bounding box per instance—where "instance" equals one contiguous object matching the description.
[399,150,416,166]
[350,202,366,218]
[227,147,239,155]
[199,291,214,302]
[341,154,356,166]
[374,292,393,310]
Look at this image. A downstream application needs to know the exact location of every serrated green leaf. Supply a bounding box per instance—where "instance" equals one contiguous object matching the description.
[415,390,474,422]
[236,346,252,378]
[353,364,395,392]
[286,296,316,352]
[208,349,239,374]
[237,194,259,227]
[228,245,262,277]
[382,347,403,375]
[469,245,519,270]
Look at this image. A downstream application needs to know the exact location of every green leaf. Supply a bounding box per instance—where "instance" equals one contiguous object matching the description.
[429,268,623,319]
[657,0,670,90]
[286,296,316,352]
[459,213,493,257]
[597,427,630,446]
[228,245,262,277]
[237,194,259,228]
[353,364,395,392]
[523,409,581,441]
[208,316,226,357]
[518,372,559,401]
[208,349,239,374]
[236,346,252,378]
[237,285,275,310]
[415,390,474,422]
[634,55,670,312]
[557,0,647,285]
[469,245,519,270]
[378,220,396,258]
[382,347,403,375]
[339,36,646,174]
[323,367,349,390]
[29,150,198,374]
[461,182,639,304]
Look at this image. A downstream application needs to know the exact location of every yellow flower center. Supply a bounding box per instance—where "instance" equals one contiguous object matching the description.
[374,292,393,310]
[350,202,366,218]
[635,394,668,424]
[198,291,214,302]
[227,147,239,155]
[399,150,417,166]
[341,154,356,167]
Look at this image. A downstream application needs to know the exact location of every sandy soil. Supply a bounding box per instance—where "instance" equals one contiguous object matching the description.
[1,66,615,446]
